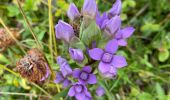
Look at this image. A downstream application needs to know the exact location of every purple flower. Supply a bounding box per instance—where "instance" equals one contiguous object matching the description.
[69,48,84,62]
[104,15,121,37]
[68,82,92,100]
[67,3,81,21]
[55,20,75,43]
[108,0,122,18]
[115,27,135,46]
[82,0,97,18]
[89,39,127,78]
[54,72,71,88]
[73,66,97,84]
[96,12,109,29]
[57,56,73,77]
[96,86,105,96]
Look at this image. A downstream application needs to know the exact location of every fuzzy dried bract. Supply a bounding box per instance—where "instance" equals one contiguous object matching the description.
[0,28,20,52]
[16,48,49,83]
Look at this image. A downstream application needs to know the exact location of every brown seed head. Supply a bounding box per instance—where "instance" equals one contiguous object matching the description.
[16,48,49,83]
[0,28,20,52]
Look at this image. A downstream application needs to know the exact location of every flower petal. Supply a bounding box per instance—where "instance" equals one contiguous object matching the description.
[62,79,71,88]
[87,74,97,84]
[121,27,135,38]
[117,39,127,46]
[54,72,64,83]
[98,61,110,73]
[82,0,97,18]
[82,66,92,73]
[104,15,121,36]
[76,93,85,100]
[67,3,80,21]
[112,55,127,68]
[105,39,118,54]
[73,69,81,78]
[89,48,104,60]
[68,87,75,97]
[108,0,122,18]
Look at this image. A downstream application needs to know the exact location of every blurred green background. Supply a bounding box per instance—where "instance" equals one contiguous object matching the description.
[0,0,170,100]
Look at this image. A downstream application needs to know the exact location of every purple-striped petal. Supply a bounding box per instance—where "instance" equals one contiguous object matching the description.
[104,15,121,36]
[73,69,81,78]
[75,93,85,100]
[105,39,118,54]
[82,66,92,73]
[121,27,135,38]
[82,0,97,18]
[112,55,127,68]
[87,74,97,84]
[67,3,80,21]
[108,0,122,18]
[89,48,104,60]
[98,61,110,73]
[117,39,127,46]
[62,79,71,88]
[68,87,75,97]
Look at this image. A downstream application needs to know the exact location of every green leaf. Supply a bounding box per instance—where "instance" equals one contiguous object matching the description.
[24,0,41,11]
[156,83,166,100]
[98,80,114,100]
[0,54,10,64]
[80,21,101,46]
[7,5,20,17]
[53,88,69,99]
[158,49,169,62]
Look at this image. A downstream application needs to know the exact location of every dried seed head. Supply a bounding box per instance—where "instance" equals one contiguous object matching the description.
[0,28,20,52]
[16,48,50,83]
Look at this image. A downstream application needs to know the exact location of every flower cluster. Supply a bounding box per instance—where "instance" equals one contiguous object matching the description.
[54,0,135,99]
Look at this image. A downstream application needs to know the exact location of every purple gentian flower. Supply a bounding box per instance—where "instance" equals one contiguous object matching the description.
[89,39,127,78]
[104,15,121,37]
[82,0,97,18]
[73,66,97,84]
[69,48,84,62]
[115,27,135,46]
[67,3,81,21]
[68,82,91,100]
[54,72,71,88]
[55,20,75,43]
[96,12,109,29]
[57,56,73,77]
[96,86,105,96]
[108,0,122,18]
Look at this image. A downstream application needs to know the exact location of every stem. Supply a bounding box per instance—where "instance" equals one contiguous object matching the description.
[0,92,49,98]
[16,0,42,50]
[0,18,26,54]
[48,0,61,97]
[0,64,52,98]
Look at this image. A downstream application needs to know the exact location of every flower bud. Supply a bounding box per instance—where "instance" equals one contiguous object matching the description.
[55,20,75,43]
[69,48,84,62]
[67,3,81,21]
[57,56,73,77]
[96,86,105,96]
[82,0,97,18]
[108,0,122,18]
